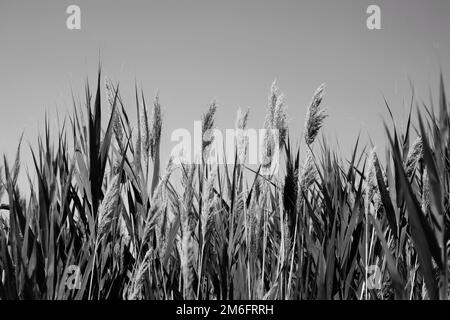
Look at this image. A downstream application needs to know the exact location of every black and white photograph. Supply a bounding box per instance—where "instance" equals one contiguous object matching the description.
[1,0,450,309]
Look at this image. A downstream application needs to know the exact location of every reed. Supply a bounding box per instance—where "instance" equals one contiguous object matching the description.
[0,69,449,300]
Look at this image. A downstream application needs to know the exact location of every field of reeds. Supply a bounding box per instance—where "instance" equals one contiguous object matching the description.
[0,68,449,300]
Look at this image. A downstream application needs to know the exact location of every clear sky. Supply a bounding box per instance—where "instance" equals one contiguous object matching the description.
[1,0,450,177]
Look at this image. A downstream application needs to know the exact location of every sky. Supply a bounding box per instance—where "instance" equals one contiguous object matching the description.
[1,0,450,181]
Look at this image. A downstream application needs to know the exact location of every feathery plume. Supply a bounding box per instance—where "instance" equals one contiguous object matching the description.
[304,83,327,145]
[127,248,152,300]
[118,209,130,244]
[261,129,276,171]
[405,136,423,177]
[97,174,121,241]
[151,157,175,203]
[262,80,288,170]
[249,205,263,261]
[150,93,162,162]
[149,93,163,196]
[298,150,317,196]
[347,181,356,209]
[105,78,124,149]
[180,164,196,299]
[133,130,142,171]
[264,80,288,145]
[296,150,317,212]
[235,107,249,130]
[269,79,279,115]
[366,148,381,213]
[182,165,196,223]
[201,169,217,243]
[105,77,115,106]
[265,80,279,128]
[235,107,250,164]
[152,157,176,254]
[202,101,217,158]
[273,93,288,147]
[140,94,150,168]
[282,214,291,262]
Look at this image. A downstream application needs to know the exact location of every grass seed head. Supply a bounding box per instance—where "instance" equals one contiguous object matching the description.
[140,96,151,161]
[97,174,121,241]
[365,147,381,213]
[421,168,430,212]
[127,248,152,300]
[150,93,162,161]
[298,150,317,196]
[236,108,250,164]
[264,80,288,147]
[304,83,327,145]
[201,101,217,154]
[405,136,423,177]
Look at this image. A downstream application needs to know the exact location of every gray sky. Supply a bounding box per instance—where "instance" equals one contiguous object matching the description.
[1,0,450,175]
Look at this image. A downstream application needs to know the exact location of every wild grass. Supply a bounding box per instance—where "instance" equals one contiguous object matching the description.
[0,68,449,300]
